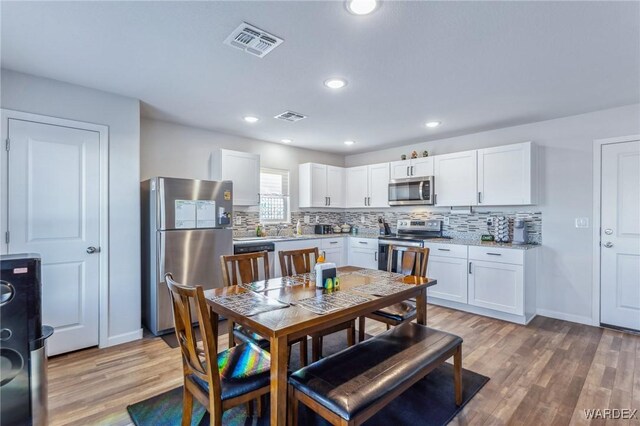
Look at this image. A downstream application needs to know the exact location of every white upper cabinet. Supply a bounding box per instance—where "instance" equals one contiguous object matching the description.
[434,150,478,206]
[346,166,368,208]
[477,142,535,205]
[389,157,434,179]
[299,163,345,208]
[210,148,260,205]
[326,166,345,208]
[346,163,390,208]
[368,163,390,207]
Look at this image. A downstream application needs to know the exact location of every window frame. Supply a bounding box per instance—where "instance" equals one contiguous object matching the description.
[259,168,291,224]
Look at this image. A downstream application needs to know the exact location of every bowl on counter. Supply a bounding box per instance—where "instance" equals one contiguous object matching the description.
[340,224,351,233]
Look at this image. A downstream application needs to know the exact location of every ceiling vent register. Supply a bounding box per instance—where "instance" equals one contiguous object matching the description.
[224,22,283,58]
[274,111,307,122]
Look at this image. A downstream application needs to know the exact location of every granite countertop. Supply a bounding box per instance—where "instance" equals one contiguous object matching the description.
[233,233,539,249]
[424,238,540,250]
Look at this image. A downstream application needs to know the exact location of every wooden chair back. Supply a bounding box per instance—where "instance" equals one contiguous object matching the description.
[165,273,222,402]
[279,247,319,276]
[386,246,430,277]
[220,251,270,286]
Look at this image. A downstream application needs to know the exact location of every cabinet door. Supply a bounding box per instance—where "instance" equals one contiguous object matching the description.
[478,142,533,205]
[389,160,411,180]
[348,247,378,269]
[468,260,523,315]
[426,256,468,303]
[345,166,368,208]
[323,247,344,267]
[368,163,390,208]
[274,239,321,276]
[326,166,345,208]
[220,150,260,205]
[434,150,478,206]
[310,164,328,207]
[410,157,434,178]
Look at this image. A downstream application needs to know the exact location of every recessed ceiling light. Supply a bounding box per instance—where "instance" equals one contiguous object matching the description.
[425,121,441,128]
[346,0,378,15]
[243,116,259,123]
[281,139,292,144]
[344,140,356,145]
[324,78,348,89]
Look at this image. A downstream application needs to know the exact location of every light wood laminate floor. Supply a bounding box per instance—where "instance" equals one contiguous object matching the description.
[47,305,640,425]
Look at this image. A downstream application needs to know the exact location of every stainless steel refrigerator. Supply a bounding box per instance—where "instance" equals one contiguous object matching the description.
[141,177,233,336]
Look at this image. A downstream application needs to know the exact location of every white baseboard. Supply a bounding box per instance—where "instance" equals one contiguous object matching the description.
[536,309,593,326]
[105,328,143,347]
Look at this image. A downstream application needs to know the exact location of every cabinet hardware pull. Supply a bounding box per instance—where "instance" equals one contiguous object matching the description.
[468,262,472,274]
[359,241,367,244]
[487,253,502,256]
[330,241,338,244]
[364,197,367,206]
[406,166,410,176]
[374,251,378,261]
[411,166,414,176]
[478,192,482,204]
[367,197,371,206]
[434,194,437,205]
[438,248,450,251]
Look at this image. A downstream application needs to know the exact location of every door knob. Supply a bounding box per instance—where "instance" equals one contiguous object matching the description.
[86,246,100,254]
[603,242,613,248]
[604,229,613,235]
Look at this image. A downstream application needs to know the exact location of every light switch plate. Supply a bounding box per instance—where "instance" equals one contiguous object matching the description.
[360,215,365,224]
[575,217,589,228]
[234,216,242,225]
[444,216,450,226]
[315,215,319,223]
[304,215,310,224]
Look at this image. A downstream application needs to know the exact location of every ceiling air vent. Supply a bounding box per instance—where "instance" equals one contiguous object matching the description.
[224,22,283,58]
[274,111,307,122]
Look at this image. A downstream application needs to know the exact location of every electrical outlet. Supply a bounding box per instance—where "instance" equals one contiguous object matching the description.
[443,216,450,226]
[575,217,589,228]
[234,216,242,225]
[360,215,365,224]
[487,217,494,226]
[315,215,319,223]
[304,215,310,224]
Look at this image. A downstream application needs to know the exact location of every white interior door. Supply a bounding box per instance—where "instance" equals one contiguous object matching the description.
[6,118,101,355]
[600,140,640,331]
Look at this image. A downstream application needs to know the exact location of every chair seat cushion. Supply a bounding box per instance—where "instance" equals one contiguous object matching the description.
[372,300,417,322]
[190,341,271,401]
[289,323,462,420]
[233,324,270,349]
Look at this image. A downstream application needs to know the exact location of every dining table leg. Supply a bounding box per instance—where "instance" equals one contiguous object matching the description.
[416,288,427,325]
[270,335,289,426]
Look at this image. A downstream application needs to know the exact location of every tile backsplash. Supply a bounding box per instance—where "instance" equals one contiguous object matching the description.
[233,209,542,244]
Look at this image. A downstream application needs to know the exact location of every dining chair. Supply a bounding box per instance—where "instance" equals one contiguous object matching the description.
[220,251,308,366]
[279,247,356,362]
[358,245,430,342]
[165,273,271,425]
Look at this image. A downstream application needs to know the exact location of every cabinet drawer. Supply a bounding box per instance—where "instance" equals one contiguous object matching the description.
[424,243,467,258]
[350,237,378,249]
[321,238,344,249]
[468,246,523,265]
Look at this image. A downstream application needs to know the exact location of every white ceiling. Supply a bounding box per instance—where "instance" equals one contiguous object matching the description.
[2,1,639,154]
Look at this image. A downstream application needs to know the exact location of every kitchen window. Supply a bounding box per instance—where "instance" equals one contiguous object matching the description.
[259,168,290,223]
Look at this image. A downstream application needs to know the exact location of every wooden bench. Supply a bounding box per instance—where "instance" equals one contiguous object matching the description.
[288,322,463,426]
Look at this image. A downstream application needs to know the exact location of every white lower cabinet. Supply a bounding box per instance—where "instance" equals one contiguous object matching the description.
[321,237,345,267]
[468,260,524,315]
[426,256,469,304]
[348,237,378,269]
[427,244,537,324]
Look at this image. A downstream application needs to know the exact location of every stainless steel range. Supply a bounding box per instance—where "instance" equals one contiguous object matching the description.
[378,220,449,271]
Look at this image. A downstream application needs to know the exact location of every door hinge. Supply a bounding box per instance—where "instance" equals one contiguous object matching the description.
[5,231,9,244]
[5,138,9,152]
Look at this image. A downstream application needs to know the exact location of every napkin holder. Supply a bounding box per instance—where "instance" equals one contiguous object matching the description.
[314,262,338,289]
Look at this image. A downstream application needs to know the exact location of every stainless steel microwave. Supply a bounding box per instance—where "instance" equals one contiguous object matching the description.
[388,176,434,206]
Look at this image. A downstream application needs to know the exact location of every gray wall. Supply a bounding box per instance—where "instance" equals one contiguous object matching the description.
[140,118,344,211]
[1,69,142,344]
[346,103,640,325]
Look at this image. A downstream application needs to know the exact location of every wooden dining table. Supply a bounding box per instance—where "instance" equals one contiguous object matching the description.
[204,266,437,426]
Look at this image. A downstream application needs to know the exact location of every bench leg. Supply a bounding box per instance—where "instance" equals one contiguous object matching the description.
[454,345,462,406]
[358,317,366,342]
[288,386,298,426]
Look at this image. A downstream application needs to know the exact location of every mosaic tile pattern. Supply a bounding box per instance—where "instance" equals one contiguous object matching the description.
[233,209,542,244]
